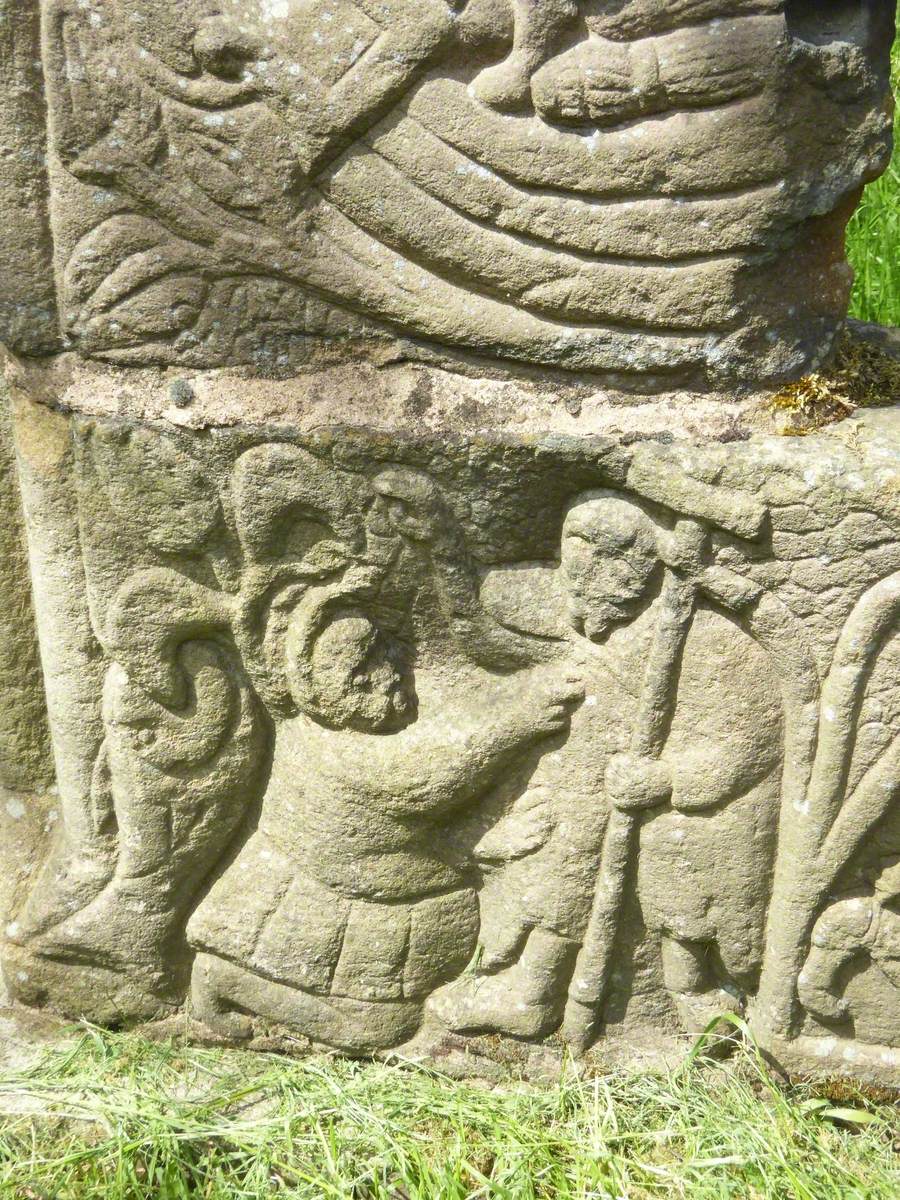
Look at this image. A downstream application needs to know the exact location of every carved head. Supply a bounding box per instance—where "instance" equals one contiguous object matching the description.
[561,491,663,642]
[284,602,415,734]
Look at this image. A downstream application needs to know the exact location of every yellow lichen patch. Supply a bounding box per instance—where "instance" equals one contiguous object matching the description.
[768,331,900,436]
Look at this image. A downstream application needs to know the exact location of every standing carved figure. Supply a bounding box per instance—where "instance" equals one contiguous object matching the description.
[436,490,783,1043]
[564,493,783,1041]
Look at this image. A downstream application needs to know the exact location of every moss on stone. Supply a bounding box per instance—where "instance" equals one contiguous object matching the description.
[769,331,900,436]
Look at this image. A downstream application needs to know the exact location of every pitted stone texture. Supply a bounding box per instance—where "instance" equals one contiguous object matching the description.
[0,0,893,390]
[0,386,55,994]
[3,356,900,1085]
[0,0,59,355]
[0,392,52,793]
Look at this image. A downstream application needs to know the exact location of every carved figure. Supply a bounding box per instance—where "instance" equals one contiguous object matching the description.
[754,568,900,1056]
[436,490,782,1043]
[532,12,780,127]
[564,494,784,1043]
[0,0,898,1095]
[12,641,264,1008]
[5,568,269,1015]
[799,859,900,1036]
[187,473,583,1051]
[3,434,360,1019]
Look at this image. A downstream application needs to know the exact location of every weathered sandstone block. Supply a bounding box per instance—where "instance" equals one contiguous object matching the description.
[0,0,899,1084]
[0,389,55,956]
[1,0,894,386]
[2,352,900,1084]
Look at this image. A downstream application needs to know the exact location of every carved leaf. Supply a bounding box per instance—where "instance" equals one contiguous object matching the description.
[64,216,211,351]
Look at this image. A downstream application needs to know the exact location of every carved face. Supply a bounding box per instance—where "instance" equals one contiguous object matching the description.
[561,494,661,643]
[296,613,414,733]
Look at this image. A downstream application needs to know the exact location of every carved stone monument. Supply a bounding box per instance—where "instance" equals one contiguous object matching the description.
[1,0,899,1084]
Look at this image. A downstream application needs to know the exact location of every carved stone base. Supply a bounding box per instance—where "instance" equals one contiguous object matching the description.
[3,350,900,1085]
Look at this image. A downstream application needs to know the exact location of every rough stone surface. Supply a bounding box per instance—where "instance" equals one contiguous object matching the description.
[2,0,893,389]
[0,351,899,1085]
[0,0,59,354]
[1,1,900,1087]
[0,389,52,793]
[0,384,55,970]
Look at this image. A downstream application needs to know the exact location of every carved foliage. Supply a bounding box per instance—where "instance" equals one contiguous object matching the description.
[36,0,896,384]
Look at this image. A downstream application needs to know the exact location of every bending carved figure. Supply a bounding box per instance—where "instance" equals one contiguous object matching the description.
[189,504,584,1050]
[799,859,900,1035]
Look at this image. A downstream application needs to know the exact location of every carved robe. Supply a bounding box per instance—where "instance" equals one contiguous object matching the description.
[630,604,783,983]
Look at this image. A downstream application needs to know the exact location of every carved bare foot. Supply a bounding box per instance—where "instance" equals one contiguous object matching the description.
[430,929,575,1039]
[430,970,560,1039]
[471,0,577,113]
[471,53,537,112]
[8,850,114,943]
[31,883,174,976]
[561,997,599,1056]
[532,41,654,127]
[191,954,253,1041]
[797,979,850,1025]
[3,941,179,1023]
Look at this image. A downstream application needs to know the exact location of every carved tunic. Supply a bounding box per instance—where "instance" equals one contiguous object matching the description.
[636,608,782,976]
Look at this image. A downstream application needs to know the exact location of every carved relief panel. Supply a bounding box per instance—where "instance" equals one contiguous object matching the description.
[15,0,892,387]
[2,0,899,1089]
[5,377,900,1084]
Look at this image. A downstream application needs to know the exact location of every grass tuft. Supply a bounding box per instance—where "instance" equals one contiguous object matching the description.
[0,1026,899,1198]
[846,16,900,327]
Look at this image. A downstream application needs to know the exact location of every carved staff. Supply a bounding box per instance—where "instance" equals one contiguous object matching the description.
[562,525,701,1054]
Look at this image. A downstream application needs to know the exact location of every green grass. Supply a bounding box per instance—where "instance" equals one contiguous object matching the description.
[0,1027,899,1199]
[846,18,900,326]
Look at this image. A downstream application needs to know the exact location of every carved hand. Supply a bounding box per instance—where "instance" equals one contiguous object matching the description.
[528,669,585,736]
[473,786,554,863]
[604,752,672,813]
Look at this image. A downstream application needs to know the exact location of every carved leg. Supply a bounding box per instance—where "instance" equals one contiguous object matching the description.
[429,927,578,1038]
[20,646,266,1020]
[660,936,741,1039]
[2,396,113,946]
[472,0,578,113]
[191,953,422,1052]
[474,870,532,970]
